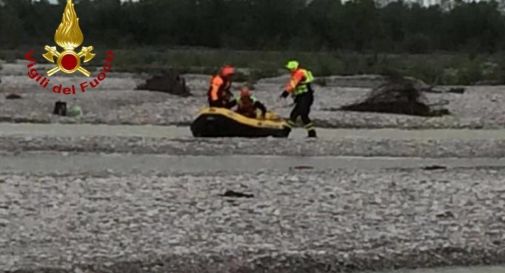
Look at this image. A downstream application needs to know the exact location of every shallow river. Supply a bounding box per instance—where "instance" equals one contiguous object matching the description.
[375,266,505,273]
[2,153,505,174]
[2,123,505,140]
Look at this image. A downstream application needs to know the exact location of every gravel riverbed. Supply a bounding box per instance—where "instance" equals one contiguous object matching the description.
[1,168,505,273]
[2,63,505,273]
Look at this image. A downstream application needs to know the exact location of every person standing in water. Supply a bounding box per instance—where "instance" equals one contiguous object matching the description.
[279,60,317,138]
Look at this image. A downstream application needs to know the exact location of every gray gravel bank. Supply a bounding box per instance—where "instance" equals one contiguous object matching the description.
[2,68,505,129]
[1,169,505,272]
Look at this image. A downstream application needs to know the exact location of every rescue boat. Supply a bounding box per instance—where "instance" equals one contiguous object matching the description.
[190,107,291,138]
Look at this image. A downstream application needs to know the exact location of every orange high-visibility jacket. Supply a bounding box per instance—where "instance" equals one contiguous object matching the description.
[208,75,231,103]
[286,68,307,94]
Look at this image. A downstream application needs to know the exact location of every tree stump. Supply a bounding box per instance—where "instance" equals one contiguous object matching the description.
[136,70,191,97]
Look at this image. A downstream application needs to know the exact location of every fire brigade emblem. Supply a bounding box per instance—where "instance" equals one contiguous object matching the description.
[43,0,95,77]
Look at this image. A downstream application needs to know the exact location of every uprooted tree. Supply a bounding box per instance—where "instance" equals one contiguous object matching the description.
[136,70,191,97]
[340,76,450,117]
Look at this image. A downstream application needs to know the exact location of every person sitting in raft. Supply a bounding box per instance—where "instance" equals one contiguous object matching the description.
[208,65,236,108]
[229,87,268,119]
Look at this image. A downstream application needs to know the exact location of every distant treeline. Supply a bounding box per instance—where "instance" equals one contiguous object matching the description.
[0,0,504,53]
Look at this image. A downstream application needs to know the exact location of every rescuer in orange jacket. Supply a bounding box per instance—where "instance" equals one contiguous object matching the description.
[208,65,235,108]
[229,87,267,119]
[279,60,316,138]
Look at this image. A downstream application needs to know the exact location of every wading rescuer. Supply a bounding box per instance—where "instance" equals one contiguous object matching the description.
[230,87,267,119]
[208,65,235,108]
[279,60,317,138]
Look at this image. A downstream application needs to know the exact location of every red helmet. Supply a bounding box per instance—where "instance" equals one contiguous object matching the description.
[220,65,235,77]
